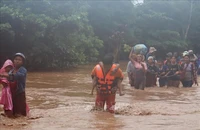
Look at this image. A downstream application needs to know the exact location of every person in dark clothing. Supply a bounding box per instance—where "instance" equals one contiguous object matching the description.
[167,56,181,87]
[180,55,198,87]
[146,47,157,63]
[146,56,158,87]
[164,52,172,66]
[157,60,168,87]
[0,53,29,117]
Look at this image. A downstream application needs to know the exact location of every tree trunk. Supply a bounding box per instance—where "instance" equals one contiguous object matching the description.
[184,0,193,40]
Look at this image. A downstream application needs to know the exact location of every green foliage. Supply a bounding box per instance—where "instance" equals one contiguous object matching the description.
[123,44,132,53]
[0,0,200,69]
[0,0,103,69]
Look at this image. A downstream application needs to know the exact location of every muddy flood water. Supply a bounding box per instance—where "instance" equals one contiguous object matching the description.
[0,62,200,130]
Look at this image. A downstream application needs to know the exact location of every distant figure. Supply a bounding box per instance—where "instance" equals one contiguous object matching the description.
[173,52,181,63]
[188,50,198,62]
[146,47,157,62]
[146,56,158,87]
[130,54,147,90]
[188,50,198,71]
[126,54,136,87]
[157,60,168,87]
[180,55,198,87]
[164,52,172,66]
[91,54,124,113]
[167,56,180,87]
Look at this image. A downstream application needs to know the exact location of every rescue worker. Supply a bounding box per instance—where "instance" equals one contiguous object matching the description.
[90,62,120,95]
[91,54,124,113]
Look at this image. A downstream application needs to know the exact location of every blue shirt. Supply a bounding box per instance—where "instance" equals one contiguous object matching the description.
[8,66,27,94]
[158,65,168,76]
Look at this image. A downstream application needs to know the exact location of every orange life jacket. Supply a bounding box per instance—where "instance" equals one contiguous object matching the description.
[95,64,117,94]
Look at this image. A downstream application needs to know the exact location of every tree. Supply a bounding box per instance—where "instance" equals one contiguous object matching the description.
[0,0,103,69]
[0,0,200,69]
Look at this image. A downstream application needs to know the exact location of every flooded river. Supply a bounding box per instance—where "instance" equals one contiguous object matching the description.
[0,62,200,130]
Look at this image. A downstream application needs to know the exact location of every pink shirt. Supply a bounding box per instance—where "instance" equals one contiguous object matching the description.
[132,61,147,70]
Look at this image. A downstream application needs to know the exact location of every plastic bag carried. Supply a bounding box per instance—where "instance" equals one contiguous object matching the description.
[133,44,147,55]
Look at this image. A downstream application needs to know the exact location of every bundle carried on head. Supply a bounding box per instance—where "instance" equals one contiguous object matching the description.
[133,44,147,55]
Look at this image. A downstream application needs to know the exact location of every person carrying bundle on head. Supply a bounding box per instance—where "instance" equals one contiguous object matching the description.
[128,44,147,90]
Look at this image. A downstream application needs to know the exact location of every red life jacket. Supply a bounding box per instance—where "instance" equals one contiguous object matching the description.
[95,64,117,94]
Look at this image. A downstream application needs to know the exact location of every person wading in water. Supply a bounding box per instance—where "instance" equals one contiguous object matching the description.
[180,54,198,87]
[0,53,29,117]
[0,59,14,117]
[91,54,124,113]
[130,54,147,90]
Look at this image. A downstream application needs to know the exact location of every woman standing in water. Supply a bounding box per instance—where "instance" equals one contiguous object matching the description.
[126,54,136,87]
[0,53,28,116]
[180,55,198,87]
[130,54,147,90]
[0,59,14,117]
[167,56,180,87]
[146,56,158,87]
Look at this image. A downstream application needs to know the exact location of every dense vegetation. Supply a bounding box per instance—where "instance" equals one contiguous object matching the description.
[0,0,199,70]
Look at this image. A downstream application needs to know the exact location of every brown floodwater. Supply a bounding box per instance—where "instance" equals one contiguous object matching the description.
[0,62,200,130]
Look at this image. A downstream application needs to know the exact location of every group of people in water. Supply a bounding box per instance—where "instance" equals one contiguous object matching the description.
[91,46,199,113]
[127,47,199,90]
[0,53,28,117]
[0,48,199,116]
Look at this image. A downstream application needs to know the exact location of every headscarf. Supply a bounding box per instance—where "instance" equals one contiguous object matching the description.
[0,59,14,83]
[148,56,154,61]
[0,59,14,73]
